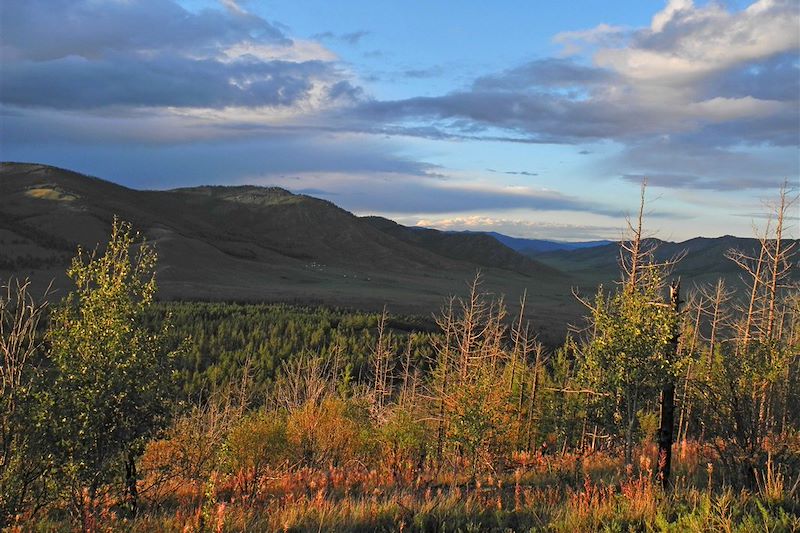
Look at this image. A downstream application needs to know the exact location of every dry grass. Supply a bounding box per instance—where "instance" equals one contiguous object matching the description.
[14,440,791,532]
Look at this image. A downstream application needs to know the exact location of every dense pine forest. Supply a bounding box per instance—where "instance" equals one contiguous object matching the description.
[1,188,798,532]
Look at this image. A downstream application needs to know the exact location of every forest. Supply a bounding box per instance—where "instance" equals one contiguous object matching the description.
[1,186,798,532]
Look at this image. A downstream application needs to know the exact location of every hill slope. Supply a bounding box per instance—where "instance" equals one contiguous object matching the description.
[535,236,799,290]
[3,162,792,341]
[362,216,561,277]
[0,163,576,339]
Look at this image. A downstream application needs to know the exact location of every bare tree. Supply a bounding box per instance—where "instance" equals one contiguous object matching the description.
[0,278,51,523]
[370,307,394,413]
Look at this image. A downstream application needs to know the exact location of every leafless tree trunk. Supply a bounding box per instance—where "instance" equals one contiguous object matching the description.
[0,278,51,519]
[657,280,681,488]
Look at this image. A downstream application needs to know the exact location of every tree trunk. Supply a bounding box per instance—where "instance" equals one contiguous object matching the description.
[125,451,138,517]
[657,280,680,489]
[625,395,637,466]
[657,382,676,489]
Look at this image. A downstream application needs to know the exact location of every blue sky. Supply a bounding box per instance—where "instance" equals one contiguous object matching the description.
[1,0,797,241]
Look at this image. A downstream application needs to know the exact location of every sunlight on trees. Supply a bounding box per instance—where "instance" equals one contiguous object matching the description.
[45,218,180,527]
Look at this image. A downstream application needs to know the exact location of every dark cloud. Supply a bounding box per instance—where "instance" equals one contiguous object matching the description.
[705,53,800,103]
[294,188,339,196]
[352,53,797,149]
[615,137,798,191]
[0,135,437,189]
[340,31,370,45]
[473,58,616,91]
[352,89,654,144]
[621,173,790,192]
[1,55,344,109]
[0,132,627,219]
[0,0,351,111]
[0,0,288,61]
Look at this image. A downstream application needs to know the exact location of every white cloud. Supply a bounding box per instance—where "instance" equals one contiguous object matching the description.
[553,23,627,56]
[596,0,799,83]
[651,0,693,33]
[411,215,622,240]
[221,40,338,63]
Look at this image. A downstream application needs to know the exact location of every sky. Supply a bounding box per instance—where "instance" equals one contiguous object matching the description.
[1,0,798,241]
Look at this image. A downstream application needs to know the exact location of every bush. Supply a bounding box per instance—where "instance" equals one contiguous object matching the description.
[225,412,289,500]
[378,407,431,475]
[286,396,374,467]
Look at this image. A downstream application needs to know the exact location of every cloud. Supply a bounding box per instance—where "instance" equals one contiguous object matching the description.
[294,188,339,196]
[1,0,796,203]
[1,55,347,109]
[411,215,622,240]
[473,58,616,90]
[605,0,800,83]
[487,169,538,177]
[0,0,288,62]
[1,131,441,190]
[614,136,797,191]
[344,0,798,189]
[273,174,625,217]
[312,30,370,45]
[0,0,352,112]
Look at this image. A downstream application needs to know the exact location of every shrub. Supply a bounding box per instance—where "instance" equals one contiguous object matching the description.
[225,412,289,500]
[286,396,374,467]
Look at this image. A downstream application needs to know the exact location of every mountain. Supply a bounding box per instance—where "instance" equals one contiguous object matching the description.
[535,236,799,291]
[362,217,561,277]
[481,232,612,255]
[0,163,578,340]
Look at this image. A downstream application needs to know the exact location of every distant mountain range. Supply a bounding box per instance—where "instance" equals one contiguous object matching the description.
[457,231,611,255]
[2,162,795,341]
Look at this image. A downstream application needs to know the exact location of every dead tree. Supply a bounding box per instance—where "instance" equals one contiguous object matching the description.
[371,307,393,413]
[657,280,681,489]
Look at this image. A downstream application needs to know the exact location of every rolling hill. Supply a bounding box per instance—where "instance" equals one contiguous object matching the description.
[0,162,580,340]
[533,235,799,292]
[2,162,794,342]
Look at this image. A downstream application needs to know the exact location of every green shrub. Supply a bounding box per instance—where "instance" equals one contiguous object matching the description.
[225,412,289,500]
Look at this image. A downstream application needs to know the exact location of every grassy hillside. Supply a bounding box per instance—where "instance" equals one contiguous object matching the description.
[0,162,578,342]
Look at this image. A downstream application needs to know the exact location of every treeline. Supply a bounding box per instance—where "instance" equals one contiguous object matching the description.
[1,186,798,531]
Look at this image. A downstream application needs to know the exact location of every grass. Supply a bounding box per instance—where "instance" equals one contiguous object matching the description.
[24,187,78,202]
[13,442,798,532]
